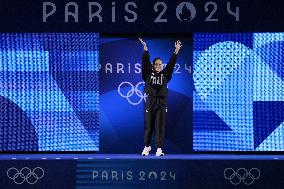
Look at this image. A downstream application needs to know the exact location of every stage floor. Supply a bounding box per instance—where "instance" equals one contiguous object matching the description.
[0,154,284,160]
[1,154,284,189]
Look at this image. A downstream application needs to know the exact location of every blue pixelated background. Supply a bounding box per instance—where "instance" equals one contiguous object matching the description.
[193,33,284,151]
[0,33,99,151]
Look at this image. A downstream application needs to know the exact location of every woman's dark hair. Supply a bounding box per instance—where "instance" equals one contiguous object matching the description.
[152,57,161,65]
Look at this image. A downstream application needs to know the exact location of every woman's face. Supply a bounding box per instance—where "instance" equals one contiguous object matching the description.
[154,59,162,73]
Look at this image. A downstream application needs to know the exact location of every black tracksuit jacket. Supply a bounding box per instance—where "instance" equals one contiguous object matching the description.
[142,50,177,100]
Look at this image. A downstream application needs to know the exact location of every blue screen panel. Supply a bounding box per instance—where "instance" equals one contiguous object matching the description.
[0,33,99,151]
[193,33,284,151]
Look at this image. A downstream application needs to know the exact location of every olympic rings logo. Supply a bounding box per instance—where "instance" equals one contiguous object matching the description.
[7,167,44,184]
[224,168,260,185]
[118,82,147,105]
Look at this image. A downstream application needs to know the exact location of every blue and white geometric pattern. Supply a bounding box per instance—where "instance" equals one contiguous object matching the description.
[0,33,99,151]
[193,33,284,151]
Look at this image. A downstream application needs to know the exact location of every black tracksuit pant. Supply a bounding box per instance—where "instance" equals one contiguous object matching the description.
[142,51,177,149]
[144,96,166,148]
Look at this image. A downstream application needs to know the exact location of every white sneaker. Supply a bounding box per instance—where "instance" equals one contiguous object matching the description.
[155,148,165,156]
[142,146,151,156]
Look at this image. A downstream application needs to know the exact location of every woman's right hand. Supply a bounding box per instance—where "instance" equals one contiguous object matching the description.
[139,38,148,51]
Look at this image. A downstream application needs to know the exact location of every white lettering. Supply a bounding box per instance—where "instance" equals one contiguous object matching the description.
[105,63,113,73]
[117,63,124,73]
[135,63,141,73]
[89,2,103,22]
[92,171,98,179]
[65,2,79,22]
[102,171,108,180]
[112,171,118,180]
[43,2,56,22]
[125,2,138,22]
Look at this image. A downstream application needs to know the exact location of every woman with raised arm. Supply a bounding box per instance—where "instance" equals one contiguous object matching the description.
[139,38,182,156]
